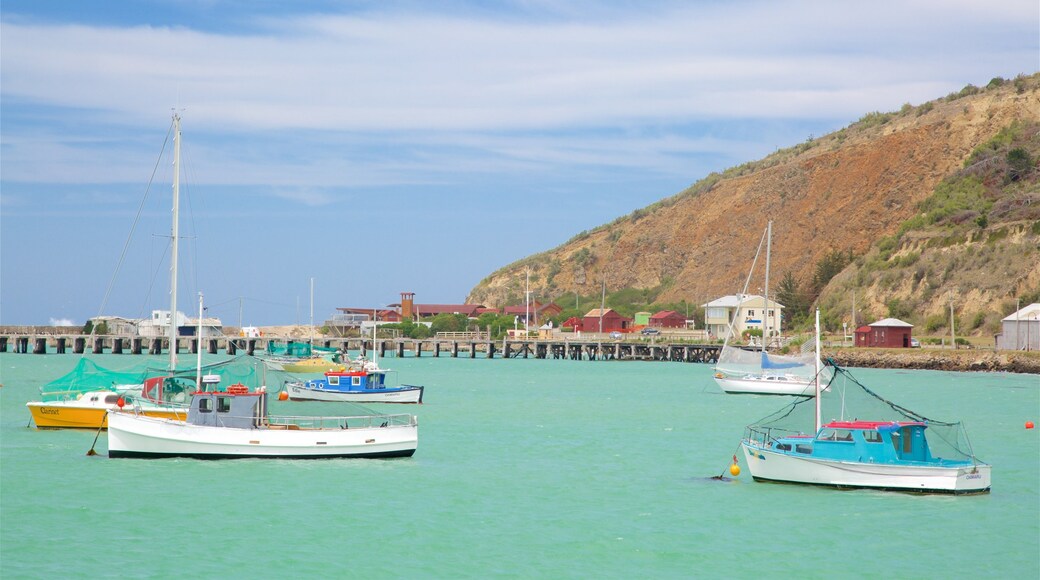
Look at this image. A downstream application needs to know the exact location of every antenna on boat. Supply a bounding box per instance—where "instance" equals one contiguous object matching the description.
[814,307,822,433]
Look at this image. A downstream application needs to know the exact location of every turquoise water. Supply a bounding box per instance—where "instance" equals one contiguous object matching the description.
[2,353,1038,578]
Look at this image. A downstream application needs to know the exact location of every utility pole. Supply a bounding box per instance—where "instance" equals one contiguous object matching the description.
[949,293,956,350]
[599,278,606,334]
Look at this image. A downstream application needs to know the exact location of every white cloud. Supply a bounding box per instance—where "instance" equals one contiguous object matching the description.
[3,2,1035,134]
[49,317,76,326]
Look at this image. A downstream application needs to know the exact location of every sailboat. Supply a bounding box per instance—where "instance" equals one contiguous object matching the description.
[738,310,991,494]
[26,114,200,429]
[105,116,419,459]
[259,278,345,373]
[712,221,829,396]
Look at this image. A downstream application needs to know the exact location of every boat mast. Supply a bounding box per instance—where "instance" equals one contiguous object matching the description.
[763,220,772,352]
[814,307,822,432]
[197,292,204,388]
[168,113,181,371]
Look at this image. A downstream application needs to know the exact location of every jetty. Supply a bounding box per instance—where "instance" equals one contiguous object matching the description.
[0,330,720,363]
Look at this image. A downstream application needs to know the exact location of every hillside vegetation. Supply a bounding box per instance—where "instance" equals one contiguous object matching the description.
[467,74,1040,336]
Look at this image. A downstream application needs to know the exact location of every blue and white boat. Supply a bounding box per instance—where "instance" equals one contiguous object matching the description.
[739,311,990,494]
[284,358,424,404]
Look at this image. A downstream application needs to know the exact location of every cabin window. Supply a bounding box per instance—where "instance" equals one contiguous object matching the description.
[795,444,813,454]
[328,376,339,386]
[818,429,853,442]
[353,376,362,386]
[104,394,120,404]
[217,397,232,413]
[199,398,212,413]
[776,443,792,451]
[901,427,914,453]
[863,430,882,443]
[748,310,755,317]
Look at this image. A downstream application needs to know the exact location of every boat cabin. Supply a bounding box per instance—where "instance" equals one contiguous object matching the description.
[310,371,388,391]
[771,421,935,465]
[187,386,268,429]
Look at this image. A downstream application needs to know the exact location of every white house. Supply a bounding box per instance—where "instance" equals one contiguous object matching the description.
[137,310,223,338]
[702,294,784,341]
[995,303,1039,351]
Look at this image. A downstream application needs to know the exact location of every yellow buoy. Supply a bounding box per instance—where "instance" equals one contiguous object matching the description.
[277,391,289,401]
[729,463,741,477]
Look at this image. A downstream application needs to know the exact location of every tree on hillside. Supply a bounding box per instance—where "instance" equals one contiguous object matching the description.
[774,271,810,329]
[1006,148,1033,182]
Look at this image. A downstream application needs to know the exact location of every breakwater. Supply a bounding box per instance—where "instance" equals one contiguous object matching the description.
[2,330,1037,372]
[0,332,721,363]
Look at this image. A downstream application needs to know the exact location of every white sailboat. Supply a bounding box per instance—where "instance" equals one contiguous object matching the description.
[712,221,828,396]
[106,115,419,459]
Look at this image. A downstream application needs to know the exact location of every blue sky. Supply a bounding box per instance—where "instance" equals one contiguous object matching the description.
[2,1,1037,326]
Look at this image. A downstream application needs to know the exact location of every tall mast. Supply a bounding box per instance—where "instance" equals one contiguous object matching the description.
[168,113,181,371]
[196,292,204,388]
[814,308,822,432]
[763,220,772,352]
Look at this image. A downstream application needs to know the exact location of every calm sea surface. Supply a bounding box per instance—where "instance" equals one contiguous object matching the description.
[1,353,1037,578]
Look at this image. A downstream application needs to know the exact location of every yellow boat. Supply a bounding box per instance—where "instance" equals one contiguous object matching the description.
[280,356,345,374]
[26,390,188,430]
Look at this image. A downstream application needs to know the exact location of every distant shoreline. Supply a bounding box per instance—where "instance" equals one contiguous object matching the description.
[828,348,1040,375]
[1,325,1038,374]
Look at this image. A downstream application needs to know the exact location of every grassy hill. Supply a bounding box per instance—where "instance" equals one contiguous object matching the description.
[467,74,1040,336]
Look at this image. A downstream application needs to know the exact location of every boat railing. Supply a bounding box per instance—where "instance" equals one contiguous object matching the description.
[744,425,807,446]
[267,413,417,430]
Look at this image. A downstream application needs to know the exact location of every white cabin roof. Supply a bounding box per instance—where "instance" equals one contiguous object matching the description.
[1001,303,1040,322]
[869,318,914,328]
[702,294,782,309]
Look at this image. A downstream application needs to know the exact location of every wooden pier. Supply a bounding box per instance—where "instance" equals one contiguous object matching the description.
[0,332,720,364]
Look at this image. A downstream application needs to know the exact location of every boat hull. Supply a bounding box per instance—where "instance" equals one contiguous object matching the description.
[285,383,424,404]
[107,412,418,459]
[741,441,991,494]
[715,376,816,396]
[26,401,187,429]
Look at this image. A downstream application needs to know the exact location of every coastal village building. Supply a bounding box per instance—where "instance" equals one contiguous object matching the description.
[136,310,223,338]
[854,318,914,348]
[633,312,652,326]
[995,303,1040,351]
[581,308,632,333]
[648,310,687,329]
[702,295,783,340]
[502,301,563,326]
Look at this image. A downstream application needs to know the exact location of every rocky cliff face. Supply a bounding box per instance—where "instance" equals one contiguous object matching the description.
[468,76,1040,331]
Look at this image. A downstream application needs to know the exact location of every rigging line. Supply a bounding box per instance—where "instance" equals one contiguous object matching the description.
[93,120,175,327]
[718,226,768,350]
[139,237,171,321]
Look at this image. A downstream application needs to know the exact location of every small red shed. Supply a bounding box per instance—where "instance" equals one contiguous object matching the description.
[649,310,686,328]
[562,316,584,331]
[855,318,914,348]
[582,308,632,333]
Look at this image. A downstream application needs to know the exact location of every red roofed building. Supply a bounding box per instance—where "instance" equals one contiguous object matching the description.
[855,318,914,348]
[649,310,686,328]
[561,316,583,331]
[582,308,632,333]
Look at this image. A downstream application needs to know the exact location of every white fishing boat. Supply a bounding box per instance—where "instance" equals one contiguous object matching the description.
[108,381,418,459]
[738,310,990,494]
[712,221,829,396]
